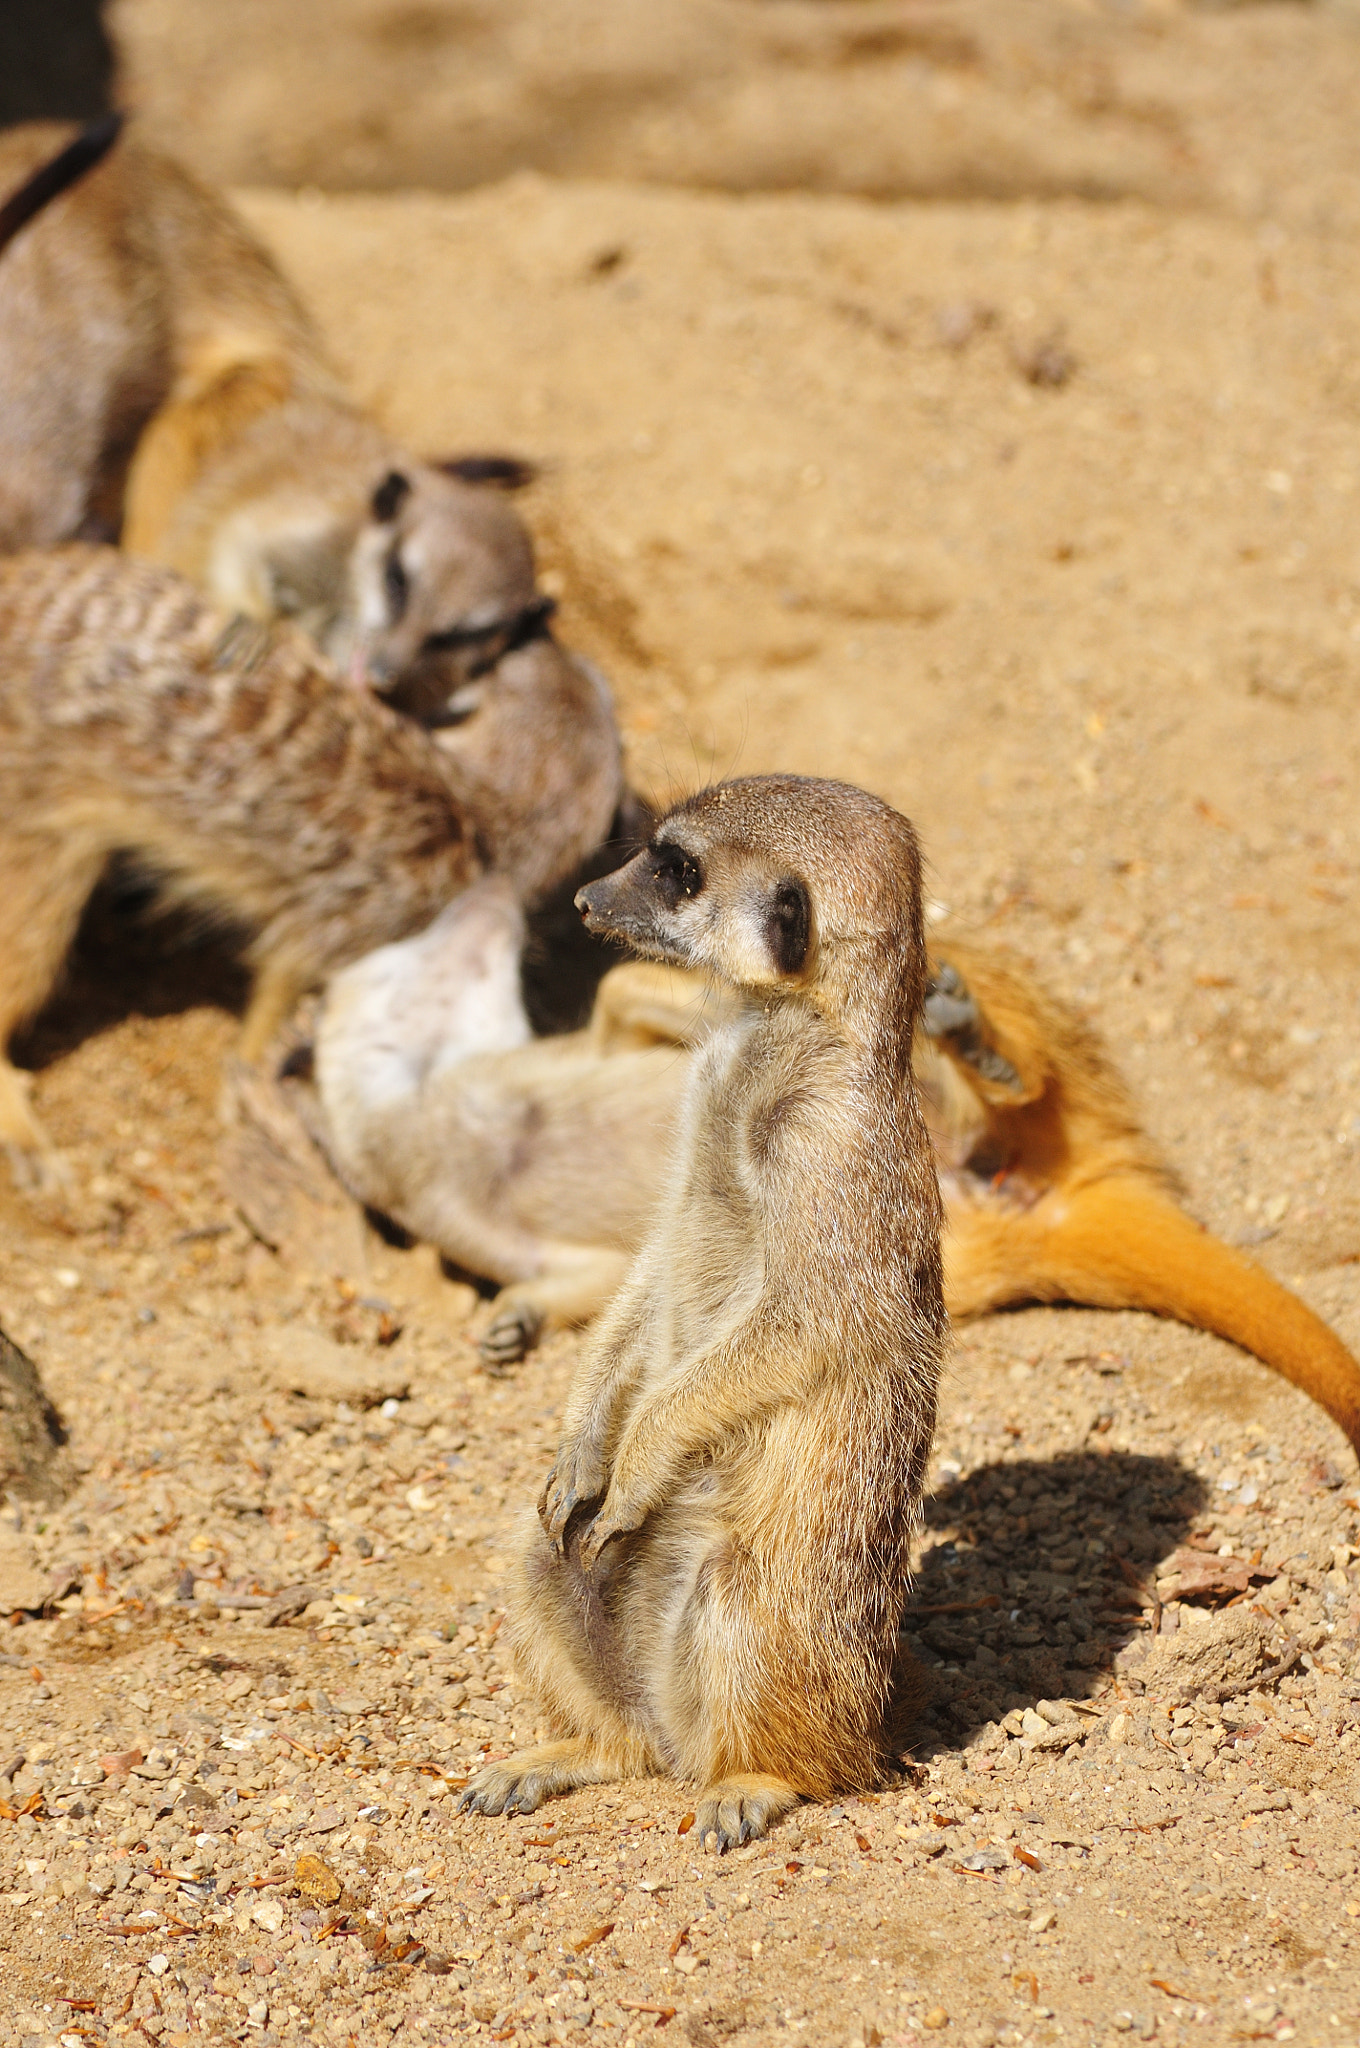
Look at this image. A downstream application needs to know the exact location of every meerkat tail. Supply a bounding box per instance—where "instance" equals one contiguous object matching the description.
[0,113,122,256]
[945,1174,1360,1454]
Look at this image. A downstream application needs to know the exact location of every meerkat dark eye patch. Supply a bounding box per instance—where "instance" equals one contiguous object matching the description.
[371,470,411,524]
[383,547,410,623]
[766,876,810,976]
[651,843,704,911]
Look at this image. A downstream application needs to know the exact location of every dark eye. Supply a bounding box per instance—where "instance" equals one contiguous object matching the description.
[384,549,409,623]
[652,844,704,910]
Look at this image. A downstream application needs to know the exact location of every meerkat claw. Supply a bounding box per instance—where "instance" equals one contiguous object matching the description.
[539,1443,607,1549]
[693,1778,799,1854]
[456,1768,545,1818]
[537,1477,579,1551]
[577,1497,641,1571]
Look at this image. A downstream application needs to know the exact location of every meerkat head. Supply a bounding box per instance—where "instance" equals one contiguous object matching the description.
[337,465,543,712]
[576,775,928,1026]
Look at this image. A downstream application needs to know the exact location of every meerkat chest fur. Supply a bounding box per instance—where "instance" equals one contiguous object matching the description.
[640,990,942,1552]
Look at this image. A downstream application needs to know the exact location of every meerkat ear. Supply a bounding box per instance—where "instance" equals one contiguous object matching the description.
[371,471,412,524]
[766,876,811,976]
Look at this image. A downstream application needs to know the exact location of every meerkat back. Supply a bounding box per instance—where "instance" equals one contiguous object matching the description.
[0,544,484,1187]
[0,122,171,548]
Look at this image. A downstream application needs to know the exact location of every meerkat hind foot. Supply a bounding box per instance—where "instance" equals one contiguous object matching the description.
[457,1740,626,1818]
[694,1775,800,1854]
[4,1138,73,1200]
[0,1070,69,1195]
[478,1298,544,1373]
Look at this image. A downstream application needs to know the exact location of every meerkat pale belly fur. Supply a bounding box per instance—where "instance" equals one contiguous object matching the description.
[316,886,681,1339]
[0,545,492,1190]
[457,775,947,1845]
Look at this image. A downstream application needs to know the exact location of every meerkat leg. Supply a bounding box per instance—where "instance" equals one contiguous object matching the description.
[479,1248,636,1371]
[0,835,104,1187]
[239,959,310,1066]
[458,1518,653,1820]
[667,1575,807,1852]
[457,1739,628,1817]
[537,1255,663,1551]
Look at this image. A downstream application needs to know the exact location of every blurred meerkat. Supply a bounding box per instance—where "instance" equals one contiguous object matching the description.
[457,774,947,1841]
[314,899,1360,1454]
[0,121,542,711]
[0,545,622,1193]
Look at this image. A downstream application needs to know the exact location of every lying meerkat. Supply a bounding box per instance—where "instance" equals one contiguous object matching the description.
[457,774,947,1840]
[0,122,543,711]
[313,884,1360,1454]
[0,545,621,1193]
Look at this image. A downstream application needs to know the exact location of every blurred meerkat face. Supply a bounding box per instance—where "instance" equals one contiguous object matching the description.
[339,468,540,699]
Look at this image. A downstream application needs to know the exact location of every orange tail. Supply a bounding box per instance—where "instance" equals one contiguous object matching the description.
[944,1173,1360,1456]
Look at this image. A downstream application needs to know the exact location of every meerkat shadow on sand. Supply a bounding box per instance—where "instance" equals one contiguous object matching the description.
[11,862,251,1078]
[901,1450,1211,1751]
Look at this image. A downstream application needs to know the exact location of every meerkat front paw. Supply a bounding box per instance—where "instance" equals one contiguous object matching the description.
[538,1438,608,1552]
[693,1775,800,1854]
[576,1482,648,1571]
[457,1754,554,1818]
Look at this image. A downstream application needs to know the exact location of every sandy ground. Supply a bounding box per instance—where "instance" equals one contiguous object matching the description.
[110,0,1360,231]
[4,4,1360,2044]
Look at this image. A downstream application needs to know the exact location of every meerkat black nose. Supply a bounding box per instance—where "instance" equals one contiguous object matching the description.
[575,882,606,924]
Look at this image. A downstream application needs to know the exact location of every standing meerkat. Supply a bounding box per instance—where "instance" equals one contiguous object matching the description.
[458,775,948,1843]
[0,122,543,712]
[0,544,620,1193]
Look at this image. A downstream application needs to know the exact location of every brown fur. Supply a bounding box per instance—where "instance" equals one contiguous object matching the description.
[457,775,946,1842]
[0,122,541,712]
[0,114,122,259]
[0,121,320,552]
[314,912,1360,1454]
[0,545,582,1191]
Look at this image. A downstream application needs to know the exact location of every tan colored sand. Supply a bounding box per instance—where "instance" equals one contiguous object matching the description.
[4,7,1360,2041]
